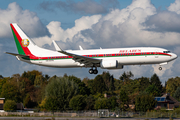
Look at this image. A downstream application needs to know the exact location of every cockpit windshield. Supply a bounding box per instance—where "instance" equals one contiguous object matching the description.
[163,51,171,53]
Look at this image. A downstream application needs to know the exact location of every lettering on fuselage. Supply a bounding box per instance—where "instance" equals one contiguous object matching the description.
[119,49,141,53]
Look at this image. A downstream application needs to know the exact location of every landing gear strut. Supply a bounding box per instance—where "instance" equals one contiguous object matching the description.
[89,67,98,74]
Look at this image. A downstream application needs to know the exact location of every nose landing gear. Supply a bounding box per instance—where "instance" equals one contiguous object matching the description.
[89,67,98,74]
[159,66,162,70]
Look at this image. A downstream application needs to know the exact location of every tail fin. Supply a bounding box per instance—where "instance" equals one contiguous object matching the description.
[10,23,35,56]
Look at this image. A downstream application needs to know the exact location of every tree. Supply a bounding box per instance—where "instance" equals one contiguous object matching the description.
[174,87,180,101]
[82,77,90,86]
[166,77,180,96]
[94,98,109,109]
[24,93,37,108]
[119,89,129,111]
[119,71,134,82]
[150,74,162,93]
[67,75,90,95]
[135,92,157,112]
[1,81,21,102]
[87,80,94,94]
[3,100,17,111]
[108,96,117,110]
[145,84,161,97]
[109,75,115,91]
[85,95,95,110]
[92,75,107,94]
[102,72,111,90]
[69,95,86,111]
[0,77,7,95]
[0,75,3,79]
[137,77,150,91]
[45,77,78,111]
[21,70,42,85]
[34,75,44,87]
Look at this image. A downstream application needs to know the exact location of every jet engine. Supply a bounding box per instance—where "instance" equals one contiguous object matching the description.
[100,59,123,69]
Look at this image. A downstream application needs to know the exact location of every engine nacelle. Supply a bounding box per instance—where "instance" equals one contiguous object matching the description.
[100,59,123,69]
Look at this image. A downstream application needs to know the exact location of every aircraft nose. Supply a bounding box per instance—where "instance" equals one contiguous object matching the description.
[171,53,178,60]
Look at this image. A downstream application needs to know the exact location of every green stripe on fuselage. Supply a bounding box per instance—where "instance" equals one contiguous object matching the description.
[11,27,25,55]
[22,54,170,61]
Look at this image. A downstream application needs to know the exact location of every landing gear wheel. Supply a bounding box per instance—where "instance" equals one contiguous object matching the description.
[159,67,162,71]
[89,69,94,74]
[89,66,98,74]
[93,69,98,74]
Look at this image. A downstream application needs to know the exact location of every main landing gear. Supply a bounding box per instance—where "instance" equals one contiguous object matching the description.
[89,67,98,74]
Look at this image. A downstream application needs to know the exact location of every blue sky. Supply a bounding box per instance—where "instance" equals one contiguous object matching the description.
[0,0,180,84]
[0,0,175,29]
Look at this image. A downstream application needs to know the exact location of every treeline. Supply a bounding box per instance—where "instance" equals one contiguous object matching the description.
[0,70,180,112]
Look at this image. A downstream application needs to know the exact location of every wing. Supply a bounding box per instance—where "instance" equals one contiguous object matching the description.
[52,40,101,66]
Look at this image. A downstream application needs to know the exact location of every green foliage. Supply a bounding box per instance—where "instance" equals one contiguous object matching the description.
[114,79,123,90]
[94,96,117,110]
[166,77,180,96]
[44,97,59,111]
[3,100,17,111]
[0,77,7,95]
[1,81,21,103]
[174,87,180,101]
[0,70,169,111]
[92,75,107,94]
[145,84,161,97]
[69,95,86,111]
[0,75,3,79]
[24,93,37,108]
[102,72,111,90]
[137,77,150,91]
[119,89,129,111]
[67,75,90,95]
[109,75,115,91]
[34,75,44,87]
[45,77,78,111]
[94,98,109,109]
[135,92,157,112]
[85,95,95,110]
[22,70,42,85]
[119,71,134,82]
[108,96,117,110]
[150,74,162,93]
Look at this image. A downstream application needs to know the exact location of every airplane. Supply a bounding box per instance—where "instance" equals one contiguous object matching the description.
[6,23,178,74]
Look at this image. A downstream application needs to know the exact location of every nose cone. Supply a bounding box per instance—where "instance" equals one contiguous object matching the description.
[171,53,178,60]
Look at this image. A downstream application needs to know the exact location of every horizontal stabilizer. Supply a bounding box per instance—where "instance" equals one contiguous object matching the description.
[5,52,29,58]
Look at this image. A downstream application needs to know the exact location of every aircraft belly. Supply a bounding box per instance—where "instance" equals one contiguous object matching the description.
[31,59,79,68]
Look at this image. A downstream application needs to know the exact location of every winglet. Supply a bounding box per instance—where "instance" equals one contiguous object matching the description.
[52,40,62,52]
[79,45,83,50]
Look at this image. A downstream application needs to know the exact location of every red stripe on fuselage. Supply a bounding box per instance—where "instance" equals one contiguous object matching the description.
[29,52,171,61]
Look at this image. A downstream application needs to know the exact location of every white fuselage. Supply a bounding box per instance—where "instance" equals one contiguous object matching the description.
[18,46,177,68]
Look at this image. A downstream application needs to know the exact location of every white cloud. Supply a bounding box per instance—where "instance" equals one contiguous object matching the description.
[0,2,49,38]
[168,0,180,14]
[34,15,101,47]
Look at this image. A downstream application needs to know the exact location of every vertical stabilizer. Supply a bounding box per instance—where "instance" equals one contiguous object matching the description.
[10,23,35,56]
